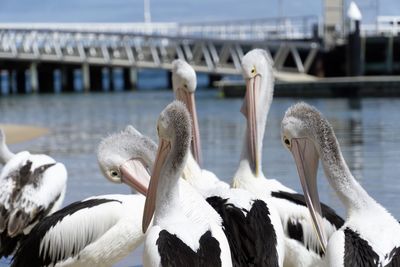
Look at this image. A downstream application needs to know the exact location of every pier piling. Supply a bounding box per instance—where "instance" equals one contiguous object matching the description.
[123,68,137,90]
[30,63,39,93]
[82,63,90,93]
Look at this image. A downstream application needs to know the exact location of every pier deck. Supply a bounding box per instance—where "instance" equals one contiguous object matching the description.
[216,74,400,98]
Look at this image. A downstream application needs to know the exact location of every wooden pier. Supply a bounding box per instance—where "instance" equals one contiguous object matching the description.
[217,75,400,98]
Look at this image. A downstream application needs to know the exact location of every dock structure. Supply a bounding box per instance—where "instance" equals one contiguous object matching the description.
[0,10,399,94]
[0,17,320,93]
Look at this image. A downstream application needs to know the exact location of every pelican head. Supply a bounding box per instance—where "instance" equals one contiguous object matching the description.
[171,59,202,165]
[97,125,157,196]
[281,102,332,253]
[240,49,274,176]
[142,100,192,233]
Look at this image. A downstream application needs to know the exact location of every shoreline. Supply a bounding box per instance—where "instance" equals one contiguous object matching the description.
[0,124,49,144]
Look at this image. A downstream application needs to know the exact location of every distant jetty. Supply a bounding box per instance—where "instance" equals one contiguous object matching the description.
[216,75,400,98]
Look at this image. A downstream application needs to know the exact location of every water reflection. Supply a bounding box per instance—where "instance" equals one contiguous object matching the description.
[1,92,400,266]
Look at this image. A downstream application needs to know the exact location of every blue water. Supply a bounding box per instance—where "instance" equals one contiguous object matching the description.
[1,91,400,266]
[0,0,398,24]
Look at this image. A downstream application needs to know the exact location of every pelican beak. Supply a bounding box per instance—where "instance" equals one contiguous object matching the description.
[175,88,202,166]
[241,75,261,175]
[289,138,327,253]
[142,138,171,233]
[120,159,150,196]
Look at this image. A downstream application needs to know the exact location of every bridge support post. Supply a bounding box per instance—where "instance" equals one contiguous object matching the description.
[82,63,90,93]
[347,20,362,76]
[30,63,38,93]
[61,66,76,92]
[90,65,104,92]
[38,65,55,93]
[123,68,137,91]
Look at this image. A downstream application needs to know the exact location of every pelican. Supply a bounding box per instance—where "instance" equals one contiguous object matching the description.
[231,49,344,266]
[11,126,154,266]
[0,129,67,258]
[11,194,145,267]
[142,101,232,267]
[281,102,400,266]
[171,59,227,192]
[172,59,202,165]
[172,59,285,266]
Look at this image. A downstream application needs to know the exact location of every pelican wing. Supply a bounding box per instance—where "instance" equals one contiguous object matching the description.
[11,197,127,267]
[271,191,344,256]
[157,230,222,267]
[385,246,400,267]
[0,154,67,237]
[342,228,379,266]
[207,196,279,266]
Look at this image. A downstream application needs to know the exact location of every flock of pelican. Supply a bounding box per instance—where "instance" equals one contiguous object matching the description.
[0,48,399,267]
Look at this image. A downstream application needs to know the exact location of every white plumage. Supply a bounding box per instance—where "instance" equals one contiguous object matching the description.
[231,49,344,267]
[12,194,146,267]
[282,102,400,266]
[142,101,232,267]
[0,129,67,257]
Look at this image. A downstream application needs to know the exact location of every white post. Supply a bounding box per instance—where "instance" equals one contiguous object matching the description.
[144,0,151,23]
[30,62,38,93]
[82,63,90,93]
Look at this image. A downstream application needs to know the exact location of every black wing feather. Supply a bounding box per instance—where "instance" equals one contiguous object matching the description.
[344,228,379,267]
[384,246,400,267]
[11,198,121,267]
[271,191,344,228]
[0,232,23,258]
[157,230,221,267]
[207,196,278,267]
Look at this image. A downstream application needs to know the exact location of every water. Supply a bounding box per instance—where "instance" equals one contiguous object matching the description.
[1,91,400,266]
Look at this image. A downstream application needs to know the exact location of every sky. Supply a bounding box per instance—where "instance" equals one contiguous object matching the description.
[0,0,398,23]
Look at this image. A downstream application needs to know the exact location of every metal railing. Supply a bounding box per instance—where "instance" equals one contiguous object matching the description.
[362,16,400,36]
[0,16,318,41]
[0,17,320,75]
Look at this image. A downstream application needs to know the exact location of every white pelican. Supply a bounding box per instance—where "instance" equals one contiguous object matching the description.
[11,194,145,267]
[281,102,400,266]
[172,59,285,266]
[172,59,202,165]
[142,101,232,267]
[171,59,226,192]
[0,129,67,258]
[231,49,344,266]
[11,126,154,266]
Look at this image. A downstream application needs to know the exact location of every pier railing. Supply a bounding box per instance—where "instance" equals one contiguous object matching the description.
[0,22,320,75]
[0,16,318,41]
[361,16,400,36]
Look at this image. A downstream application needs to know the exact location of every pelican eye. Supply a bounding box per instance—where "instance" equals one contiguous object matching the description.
[110,170,119,177]
[284,137,291,147]
[251,67,256,74]
[183,84,188,88]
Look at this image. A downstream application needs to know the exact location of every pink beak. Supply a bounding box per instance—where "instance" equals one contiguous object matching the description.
[289,138,327,253]
[120,159,150,196]
[175,88,202,166]
[241,75,261,175]
[142,138,171,233]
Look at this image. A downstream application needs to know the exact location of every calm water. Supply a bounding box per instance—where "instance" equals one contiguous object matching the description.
[1,91,400,266]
